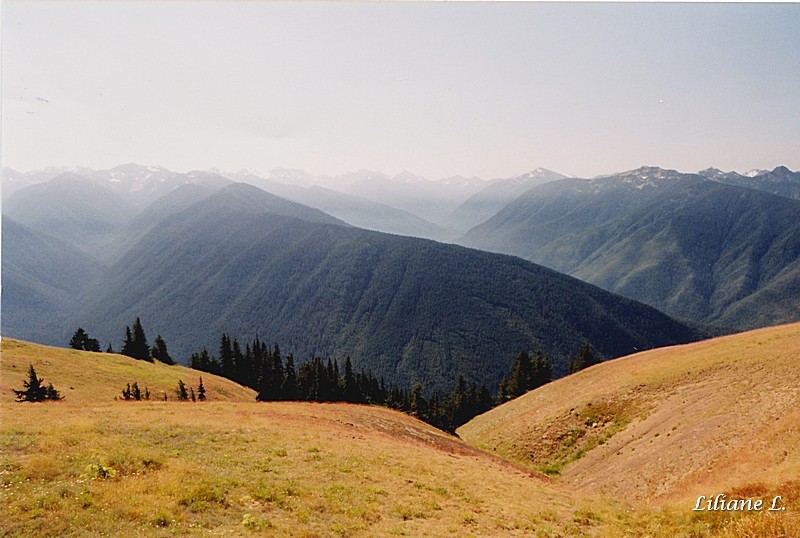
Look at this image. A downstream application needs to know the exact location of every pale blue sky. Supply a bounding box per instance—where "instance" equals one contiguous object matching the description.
[3,1,799,179]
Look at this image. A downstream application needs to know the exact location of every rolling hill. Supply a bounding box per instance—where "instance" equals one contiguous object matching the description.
[461,167,800,330]
[459,322,800,511]
[0,339,610,537]
[65,183,704,392]
[1,339,255,403]
[4,337,796,537]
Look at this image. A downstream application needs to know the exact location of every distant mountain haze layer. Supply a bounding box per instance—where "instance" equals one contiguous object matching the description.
[3,173,139,260]
[448,168,568,233]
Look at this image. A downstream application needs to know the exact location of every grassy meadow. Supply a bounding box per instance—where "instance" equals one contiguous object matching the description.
[460,322,800,536]
[3,333,798,536]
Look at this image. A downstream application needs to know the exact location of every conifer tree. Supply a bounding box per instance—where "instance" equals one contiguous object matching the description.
[197,377,206,401]
[176,379,189,401]
[69,328,100,352]
[219,334,234,378]
[121,319,152,361]
[132,382,142,401]
[531,351,553,389]
[270,348,285,399]
[343,356,358,403]
[14,365,57,402]
[106,343,115,354]
[410,384,427,418]
[45,383,62,400]
[232,338,245,385]
[132,318,151,361]
[70,328,89,350]
[283,354,297,400]
[121,326,134,356]
[568,343,596,374]
[190,387,196,402]
[502,351,533,400]
[151,335,174,365]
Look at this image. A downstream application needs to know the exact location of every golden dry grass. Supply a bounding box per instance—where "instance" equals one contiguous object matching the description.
[459,323,800,534]
[4,334,798,537]
[1,338,254,403]
[0,338,616,537]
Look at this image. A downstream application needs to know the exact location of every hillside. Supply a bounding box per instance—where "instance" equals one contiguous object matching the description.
[461,167,800,330]
[63,183,704,392]
[1,216,105,343]
[459,322,800,512]
[1,339,255,403]
[0,339,607,537]
[4,338,796,537]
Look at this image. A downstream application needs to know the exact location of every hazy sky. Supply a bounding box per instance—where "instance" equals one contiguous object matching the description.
[3,1,799,179]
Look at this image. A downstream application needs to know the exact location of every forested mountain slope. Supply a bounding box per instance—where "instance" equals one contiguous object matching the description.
[462,167,800,329]
[70,183,704,392]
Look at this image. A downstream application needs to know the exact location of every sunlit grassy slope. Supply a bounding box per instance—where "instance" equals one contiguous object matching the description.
[459,323,800,510]
[0,339,255,403]
[4,337,797,537]
[0,339,607,537]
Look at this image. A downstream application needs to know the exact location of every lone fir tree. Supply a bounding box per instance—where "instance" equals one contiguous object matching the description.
[14,365,61,402]
[197,377,207,401]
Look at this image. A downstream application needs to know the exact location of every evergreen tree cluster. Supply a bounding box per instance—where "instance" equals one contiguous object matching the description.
[59,320,590,434]
[120,382,151,401]
[189,333,514,433]
[14,365,62,402]
[69,328,101,352]
[175,378,206,401]
[70,318,174,364]
[408,376,495,433]
[567,343,599,374]
[498,351,553,402]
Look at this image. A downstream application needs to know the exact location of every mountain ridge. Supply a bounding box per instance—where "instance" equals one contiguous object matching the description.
[461,166,800,330]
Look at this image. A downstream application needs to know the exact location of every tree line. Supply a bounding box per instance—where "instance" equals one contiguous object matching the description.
[65,320,599,432]
[70,319,174,365]
[186,332,590,432]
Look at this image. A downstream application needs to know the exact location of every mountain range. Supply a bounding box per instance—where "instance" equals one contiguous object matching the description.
[461,166,800,330]
[2,170,706,392]
[5,162,799,391]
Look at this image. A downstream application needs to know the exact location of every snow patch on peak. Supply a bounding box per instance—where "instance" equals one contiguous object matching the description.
[699,167,725,178]
[599,166,684,190]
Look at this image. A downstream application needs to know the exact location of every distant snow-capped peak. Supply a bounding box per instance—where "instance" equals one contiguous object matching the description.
[601,166,685,190]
